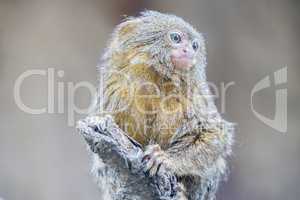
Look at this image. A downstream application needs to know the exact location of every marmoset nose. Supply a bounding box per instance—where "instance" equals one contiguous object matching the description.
[182,47,194,57]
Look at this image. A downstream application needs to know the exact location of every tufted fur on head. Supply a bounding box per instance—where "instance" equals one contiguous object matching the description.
[100,10,207,82]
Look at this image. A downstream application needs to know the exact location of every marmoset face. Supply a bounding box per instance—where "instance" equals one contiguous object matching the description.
[112,11,207,78]
[167,30,200,71]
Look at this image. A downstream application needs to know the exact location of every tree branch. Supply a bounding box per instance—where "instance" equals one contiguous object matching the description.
[76,115,179,200]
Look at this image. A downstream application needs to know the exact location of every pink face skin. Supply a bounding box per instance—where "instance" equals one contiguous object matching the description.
[169,31,197,71]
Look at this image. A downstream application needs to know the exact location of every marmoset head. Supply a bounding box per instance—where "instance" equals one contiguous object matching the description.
[107,10,207,79]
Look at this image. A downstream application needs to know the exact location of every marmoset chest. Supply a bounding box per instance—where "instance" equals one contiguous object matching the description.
[111,70,199,147]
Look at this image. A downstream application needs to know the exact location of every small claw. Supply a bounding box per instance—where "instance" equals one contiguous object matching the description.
[148,155,165,176]
[142,144,167,177]
[144,156,155,172]
[142,144,160,162]
[142,155,151,163]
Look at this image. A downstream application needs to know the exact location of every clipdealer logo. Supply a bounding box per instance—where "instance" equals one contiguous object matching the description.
[13,66,288,133]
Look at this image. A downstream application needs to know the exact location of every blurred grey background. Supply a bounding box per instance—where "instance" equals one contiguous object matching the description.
[0,0,299,200]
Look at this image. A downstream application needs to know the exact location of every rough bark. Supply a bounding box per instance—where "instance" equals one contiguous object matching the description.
[76,115,179,200]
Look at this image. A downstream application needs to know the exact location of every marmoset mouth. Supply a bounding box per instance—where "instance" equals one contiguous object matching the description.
[171,56,195,70]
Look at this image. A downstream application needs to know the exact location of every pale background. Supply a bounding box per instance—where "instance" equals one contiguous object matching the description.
[0,0,299,200]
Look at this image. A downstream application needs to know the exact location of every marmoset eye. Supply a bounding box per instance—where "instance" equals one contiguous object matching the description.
[192,40,199,51]
[169,32,182,43]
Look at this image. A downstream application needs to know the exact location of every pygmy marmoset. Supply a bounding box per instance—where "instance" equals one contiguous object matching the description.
[91,10,234,200]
